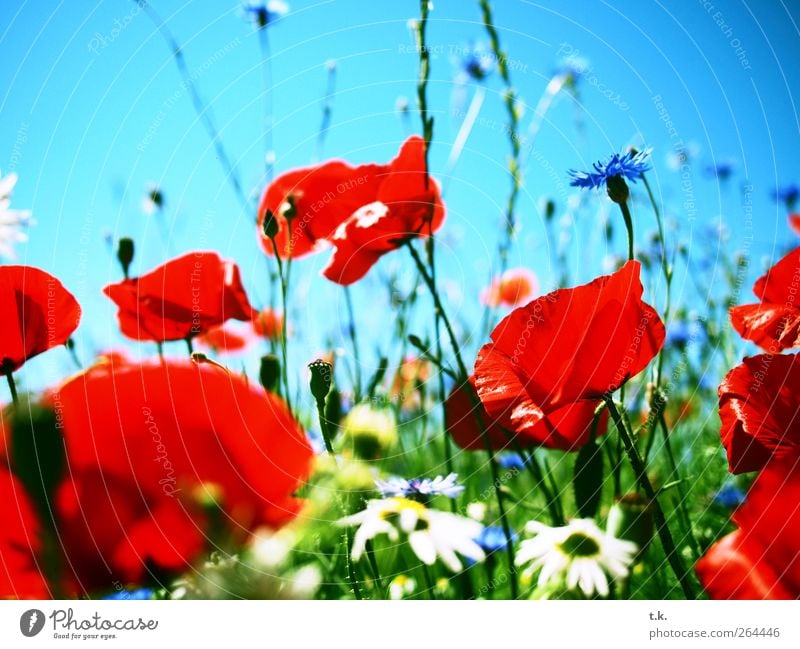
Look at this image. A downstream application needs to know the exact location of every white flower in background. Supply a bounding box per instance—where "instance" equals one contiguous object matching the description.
[0,171,32,259]
[284,564,322,599]
[466,502,487,522]
[339,497,485,572]
[388,575,416,600]
[516,518,637,598]
[375,473,464,500]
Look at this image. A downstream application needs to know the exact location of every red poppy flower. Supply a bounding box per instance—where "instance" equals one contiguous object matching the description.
[0,265,81,374]
[790,213,800,236]
[718,353,800,474]
[729,246,800,351]
[445,382,608,451]
[257,137,445,284]
[0,467,49,598]
[196,323,252,354]
[103,252,256,343]
[696,458,800,599]
[252,308,284,341]
[480,268,539,309]
[321,137,445,285]
[467,261,663,446]
[257,160,385,259]
[22,359,311,595]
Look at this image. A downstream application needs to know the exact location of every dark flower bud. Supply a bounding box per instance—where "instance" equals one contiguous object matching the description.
[117,237,135,279]
[262,209,279,240]
[544,198,556,222]
[606,174,630,205]
[308,359,333,402]
[259,354,281,392]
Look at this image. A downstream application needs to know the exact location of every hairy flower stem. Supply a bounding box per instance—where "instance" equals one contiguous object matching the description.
[479,0,522,276]
[604,397,696,599]
[414,1,433,186]
[413,1,456,497]
[618,201,635,261]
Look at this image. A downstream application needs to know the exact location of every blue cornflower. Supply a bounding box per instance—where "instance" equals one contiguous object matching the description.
[704,159,736,181]
[375,473,464,500]
[497,453,526,471]
[773,184,800,210]
[568,148,652,191]
[665,319,704,349]
[103,588,154,600]
[455,42,494,83]
[241,1,288,29]
[713,483,745,509]
[476,526,517,553]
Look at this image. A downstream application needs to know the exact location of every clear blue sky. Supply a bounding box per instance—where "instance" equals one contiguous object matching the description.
[1,0,799,396]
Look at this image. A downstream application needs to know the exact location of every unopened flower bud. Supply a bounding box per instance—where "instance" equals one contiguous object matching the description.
[262,209,279,239]
[606,174,630,205]
[308,359,333,402]
[117,237,135,279]
[259,354,281,392]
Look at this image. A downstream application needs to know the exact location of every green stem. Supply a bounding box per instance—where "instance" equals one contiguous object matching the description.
[185,337,194,355]
[479,0,522,276]
[364,540,384,597]
[270,237,292,413]
[618,200,635,261]
[405,242,468,379]
[406,242,518,597]
[658,412,701,559]
[603,397,696,599]
[315,397,335,457]
[5,371,19,407]
[414,1,433,185]
[343,286,362,401]
[519,447,564,525]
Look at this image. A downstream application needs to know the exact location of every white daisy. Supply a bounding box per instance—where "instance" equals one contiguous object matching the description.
[515,518,637,598]
[0,171,31,259]
[339,497,485,572]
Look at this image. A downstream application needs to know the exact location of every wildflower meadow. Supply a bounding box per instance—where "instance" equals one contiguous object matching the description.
[1,0,799,610]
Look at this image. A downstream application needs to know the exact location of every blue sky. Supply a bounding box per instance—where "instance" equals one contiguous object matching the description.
[1,0,799,396]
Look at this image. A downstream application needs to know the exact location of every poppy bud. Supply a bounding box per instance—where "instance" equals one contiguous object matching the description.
[606,493,654,560]
[117,237,135,279]
[259,354,281,392]
[543,198,556,222]
[308,359,333,403]
[606,174,630,205]
[262,209,279,240]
